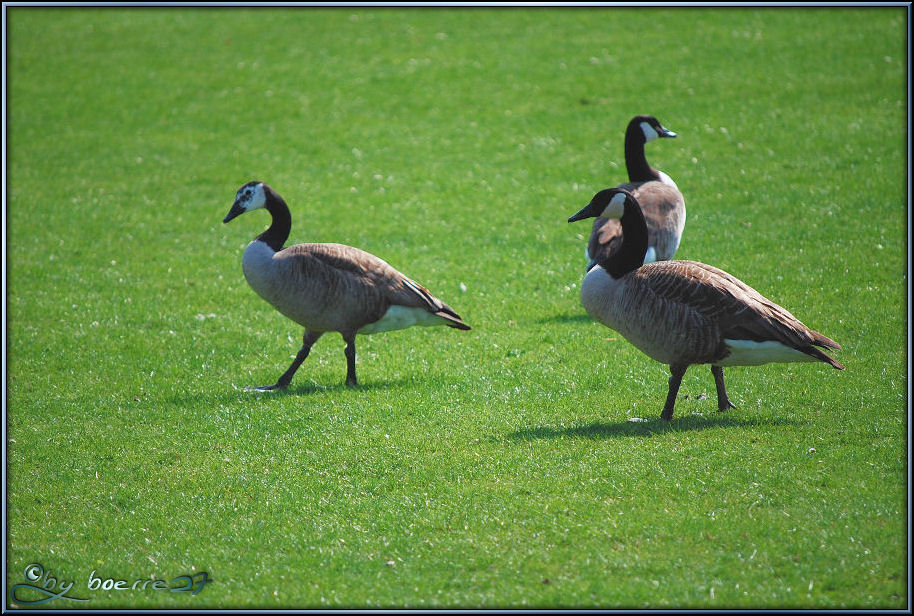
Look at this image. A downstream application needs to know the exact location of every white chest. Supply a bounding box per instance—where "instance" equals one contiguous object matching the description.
[580,266,628,331]
[656,170,678,190]
[241,240,279,303]
[580,266,682,365]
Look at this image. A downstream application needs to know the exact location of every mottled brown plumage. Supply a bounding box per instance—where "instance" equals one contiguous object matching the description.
[587,115,685,270]
[246,242,466,335]
[224,181,469,390]
[585,259,843,369]
[570,188,843,420]
[588,181,685,268]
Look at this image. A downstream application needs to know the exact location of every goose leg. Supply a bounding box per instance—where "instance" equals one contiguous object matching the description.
[343,333,358,387]
[251,330,323,392]
[711,365,737,412]
[661,364,688,421]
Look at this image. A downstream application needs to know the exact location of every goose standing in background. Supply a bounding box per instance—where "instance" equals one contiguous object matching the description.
[587,115,685,271]
[223,181,470,390]
[569,188,843,421]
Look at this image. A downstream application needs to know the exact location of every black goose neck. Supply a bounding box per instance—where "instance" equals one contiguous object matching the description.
[602,199,649,278]
[257,186,291,252]
[624,121,661,183]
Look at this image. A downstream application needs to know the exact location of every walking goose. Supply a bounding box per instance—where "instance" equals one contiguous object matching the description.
[569,188,843,421]
[223,181,470,390]
[586,115,685,271]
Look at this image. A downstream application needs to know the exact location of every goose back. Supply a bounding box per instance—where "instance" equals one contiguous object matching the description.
[243,241,466,335]
[571,186,841,419]
[225,180,470,390]
[581,258,843,369]
[588,181,685,266]
[587,116,685,269]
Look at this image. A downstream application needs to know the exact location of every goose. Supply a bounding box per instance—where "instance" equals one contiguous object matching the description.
[569,187,843,421]
[586,115,685,271]
[223,181,471,390]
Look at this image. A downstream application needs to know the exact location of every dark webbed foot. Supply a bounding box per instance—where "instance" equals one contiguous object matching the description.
[246,330,322,393]
[247,382,289,393]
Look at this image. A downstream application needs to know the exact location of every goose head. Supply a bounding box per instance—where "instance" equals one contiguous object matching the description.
[568,187,633,223]
[631,114,677,143]
[224,181,268,224]
[569,188,648,277]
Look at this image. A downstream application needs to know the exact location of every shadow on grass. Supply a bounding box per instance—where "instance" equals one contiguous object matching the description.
[536,312,593,325]
[508,413,807,441]
[259,378,414,396]
[165,377,416,406]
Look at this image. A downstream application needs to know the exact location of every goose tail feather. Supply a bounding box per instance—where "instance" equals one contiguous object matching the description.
[812,331,842,351]
[803,344,845,370]
[435,308,471,331]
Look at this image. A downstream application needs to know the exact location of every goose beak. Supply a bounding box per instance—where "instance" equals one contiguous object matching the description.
[659,126,677,138]
[223,201,245,224]
[568,201,599,223]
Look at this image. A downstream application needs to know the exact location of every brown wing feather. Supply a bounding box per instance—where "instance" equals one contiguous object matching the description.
[279,243,470,330]
[588,218,624,264]
[632,260,843,367]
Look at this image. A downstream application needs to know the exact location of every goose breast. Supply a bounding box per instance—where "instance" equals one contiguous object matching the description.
[581,264,722,366]
[583,259,835,369]
[243,242,396,333]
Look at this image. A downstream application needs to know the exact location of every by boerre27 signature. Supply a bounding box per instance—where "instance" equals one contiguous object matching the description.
[8,563,212,606]
[8,564,88,606]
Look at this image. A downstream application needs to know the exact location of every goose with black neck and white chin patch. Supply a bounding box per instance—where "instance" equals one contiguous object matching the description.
[570,187,843,421]
[586,114,685,272]
[223,181,471,390]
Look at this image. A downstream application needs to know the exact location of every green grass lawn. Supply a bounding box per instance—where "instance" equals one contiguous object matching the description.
[5,6,908,609]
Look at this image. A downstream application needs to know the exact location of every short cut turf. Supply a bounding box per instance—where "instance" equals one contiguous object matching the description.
[5,6,907,610]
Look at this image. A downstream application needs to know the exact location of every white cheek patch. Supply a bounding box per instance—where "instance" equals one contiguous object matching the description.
[640,121,660,143]
[236,183,267,212]
[358,306,444,335]
[601,192,627,218]
[642,246,657,264]
[720,339,816,366]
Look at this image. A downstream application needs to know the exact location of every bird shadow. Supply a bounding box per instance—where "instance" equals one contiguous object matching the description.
[165,376,416,407]
[507,412,806,441]
[242,377,416,396]
[536,312,593,325]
